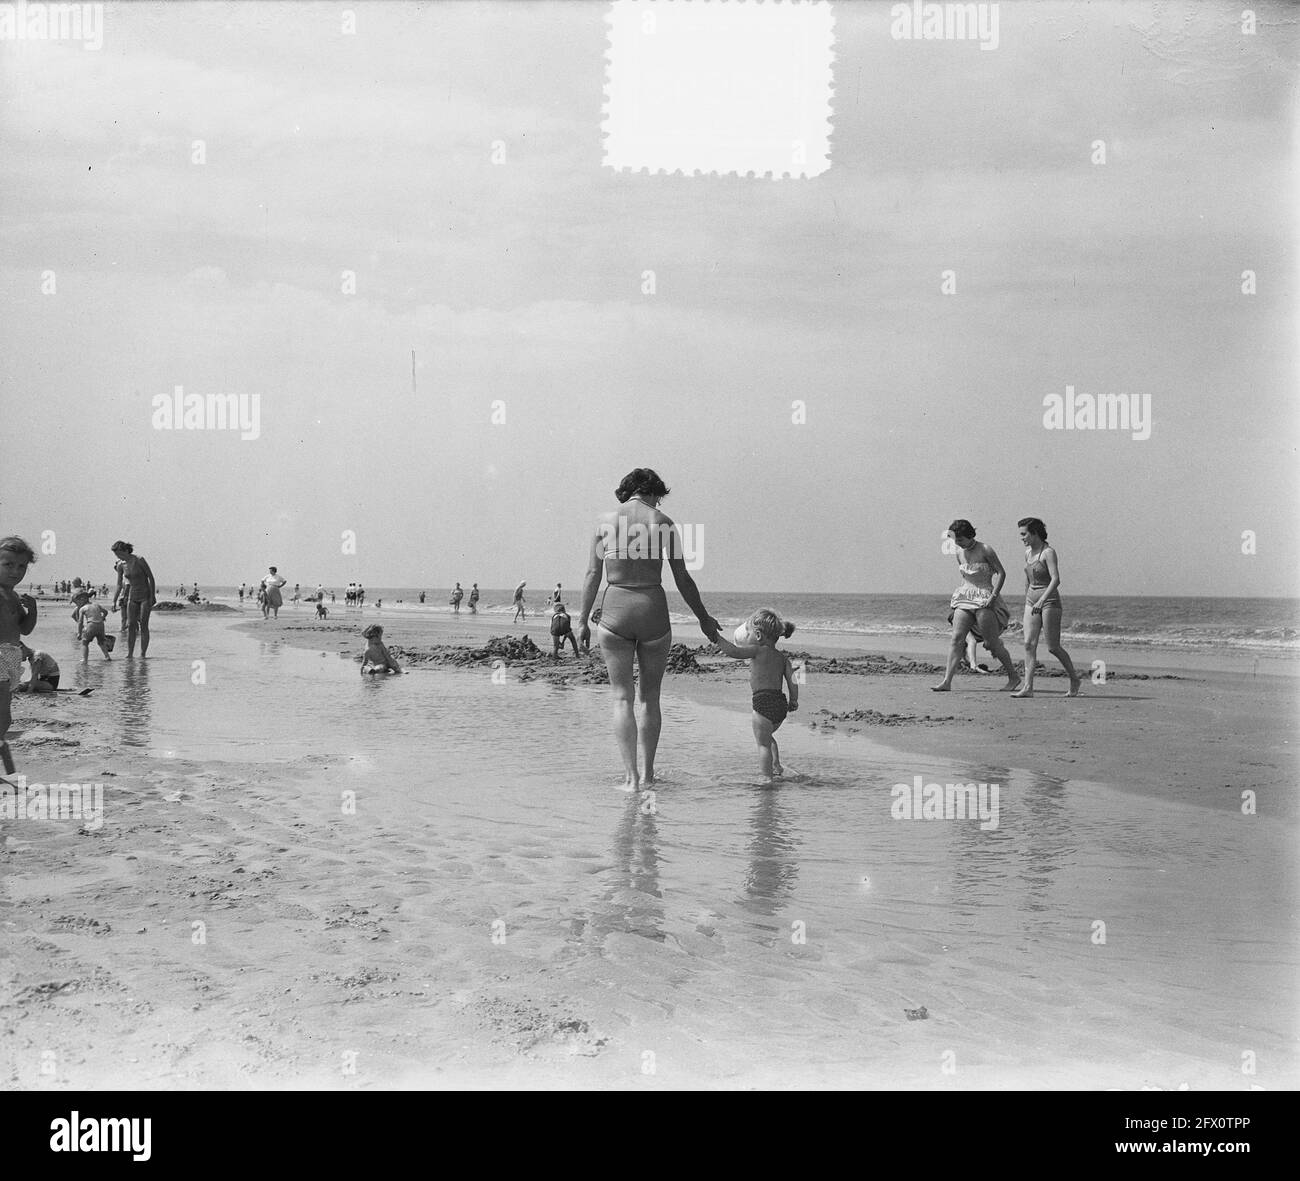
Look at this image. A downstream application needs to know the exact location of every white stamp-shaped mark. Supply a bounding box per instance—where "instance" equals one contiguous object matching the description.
[603,0,834,179]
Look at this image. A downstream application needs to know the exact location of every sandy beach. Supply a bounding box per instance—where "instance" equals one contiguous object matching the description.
[2,604,1295,1090]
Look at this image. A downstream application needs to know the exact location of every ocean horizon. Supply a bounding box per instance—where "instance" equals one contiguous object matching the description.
[34,583,1299,655]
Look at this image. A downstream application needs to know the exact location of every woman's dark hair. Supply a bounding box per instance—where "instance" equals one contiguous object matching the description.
[1018,517,1048,542]
[947,519,975,541]
[615,468,670,503]
[111,540,133,554]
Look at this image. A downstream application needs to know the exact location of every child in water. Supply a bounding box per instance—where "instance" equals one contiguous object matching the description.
[713,609,799,780]
[360,624,402,675]
[73,590,113,659]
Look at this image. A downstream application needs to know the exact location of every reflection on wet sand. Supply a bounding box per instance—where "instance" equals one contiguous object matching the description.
[118,659,153,749]
[739,786,799,918]
[590,792,665,945]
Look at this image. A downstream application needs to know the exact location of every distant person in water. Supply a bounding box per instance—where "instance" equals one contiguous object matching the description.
[1012,517,1082,698]
[261,566,286,619]
[512,581,526,622]
[468,584,479,614]
[550,602,579,658]
[932,520,1019,692]
[551,583,562,611]
[238,583,245,604]
[713,610,799,780]
[419,591,426,604]
[18,643,60,690]
[450,583,463,613]
[360,624,402,675]
[110,540,157,657]
[0,536,39,753]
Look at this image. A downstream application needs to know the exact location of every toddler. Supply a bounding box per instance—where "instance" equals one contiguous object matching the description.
[360,624,402,675]
[714,609,799,780]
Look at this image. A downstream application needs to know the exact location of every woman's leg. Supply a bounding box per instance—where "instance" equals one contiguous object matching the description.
[598,628,640,788]
[1012,605,1041,697]
[933,611,975,690]
[635,632,672,784]
[126,599,140,657]
[138,601,152,657]
[976,606,1019,689]
[1043,605,1082,694]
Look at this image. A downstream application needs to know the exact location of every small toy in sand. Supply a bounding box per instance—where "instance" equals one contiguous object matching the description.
[903,1006,929,1021]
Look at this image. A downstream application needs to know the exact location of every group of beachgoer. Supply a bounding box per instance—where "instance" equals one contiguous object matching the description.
[449,583,481,614]
[931,517,1081,699]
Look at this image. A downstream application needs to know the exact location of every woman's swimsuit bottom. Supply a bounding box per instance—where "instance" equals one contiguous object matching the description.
[597,584,670,645]
[752,689,788,728]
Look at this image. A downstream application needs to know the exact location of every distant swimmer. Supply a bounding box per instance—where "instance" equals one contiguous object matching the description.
[468,584,479,614]
[1011,517,1082,698]
[551,583,562,611]
[360,624,402,675]
[713,609,799,781]
[450,583,463,613]
[512,581,526,622]
[111,540,157,658]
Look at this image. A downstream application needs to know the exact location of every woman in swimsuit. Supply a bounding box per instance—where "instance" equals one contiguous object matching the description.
[932,519,1020,692]
[110,540,156,658]
[1011,517,1082,698]
[578,468,721,789]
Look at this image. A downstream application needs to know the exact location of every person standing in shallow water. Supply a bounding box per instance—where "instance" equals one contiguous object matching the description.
[931,520,1019,692]
[110,541,156,658]
[578,467,720,789]
[1012,517,1083,698]
[261,566,286,620]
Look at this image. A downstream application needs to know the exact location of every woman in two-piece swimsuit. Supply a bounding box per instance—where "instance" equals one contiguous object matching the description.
[1011,517,1082,698]
[578,468,720,789]
[110,541,156,658]
[932,519,1020,692]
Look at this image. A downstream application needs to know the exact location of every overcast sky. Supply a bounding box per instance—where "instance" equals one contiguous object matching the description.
[1,0,1295,595]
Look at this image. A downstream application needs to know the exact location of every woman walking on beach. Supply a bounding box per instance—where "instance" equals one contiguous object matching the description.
[261,566,286,620]
[932,520,1019,692]
[512,581,527,622]
[578,467,720,788]
[110,541,157,658]
[1012,518,1082,698]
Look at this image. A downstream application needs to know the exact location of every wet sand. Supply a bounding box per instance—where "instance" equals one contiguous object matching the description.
[1,606,1296,1090]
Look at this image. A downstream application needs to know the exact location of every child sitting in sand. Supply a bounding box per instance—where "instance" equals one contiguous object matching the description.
[360,624,402,675]
[713,609,799,780]
[550,602,579,658]
[17,644,60,691]
[315,601,328,619]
